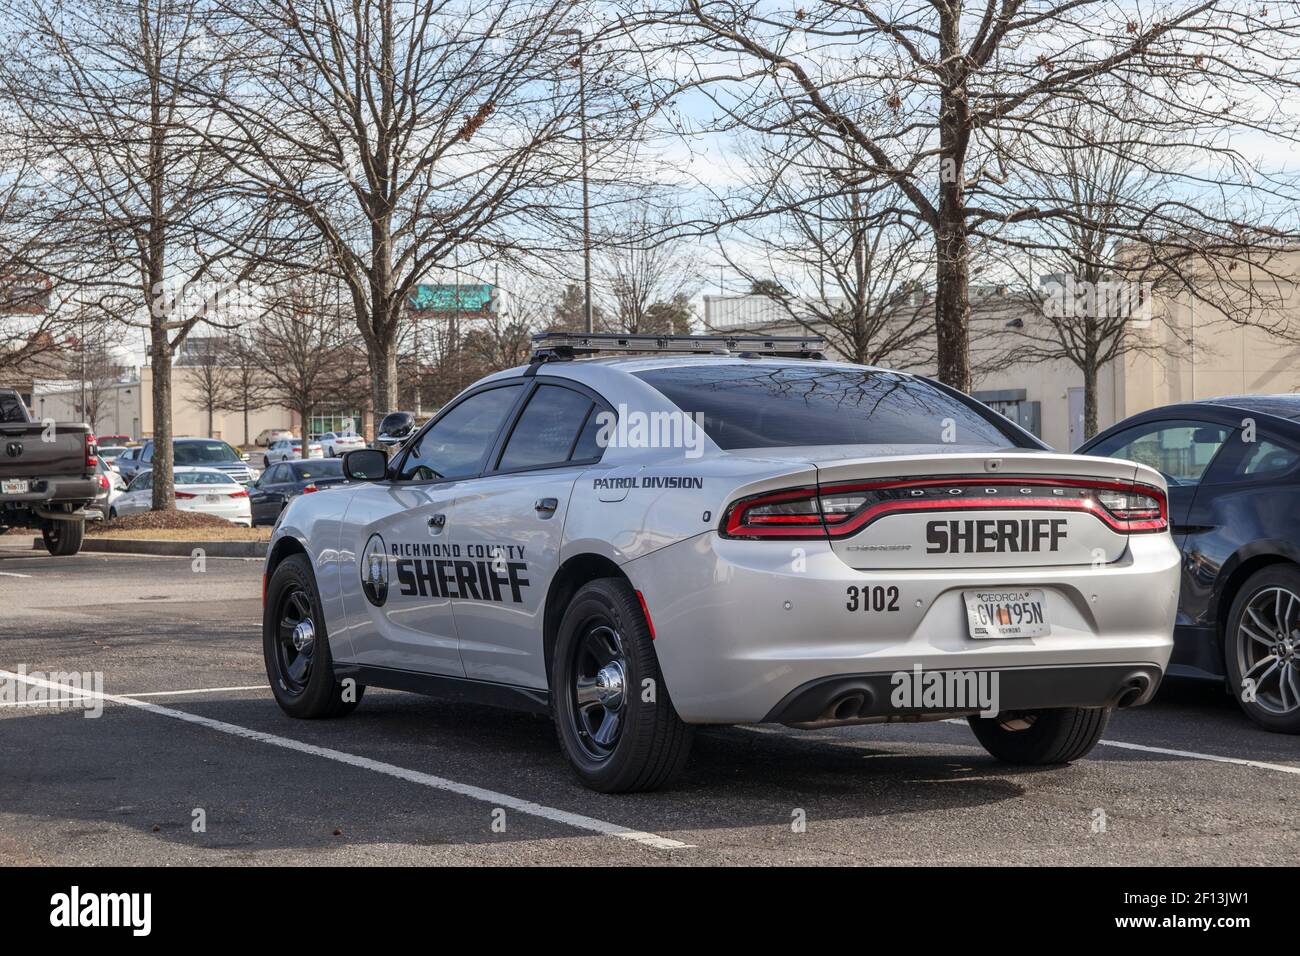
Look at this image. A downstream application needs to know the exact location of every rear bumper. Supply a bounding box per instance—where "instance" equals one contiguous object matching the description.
[626,531,1180,724]
[764,662,1163,727]
[1,476,99,505]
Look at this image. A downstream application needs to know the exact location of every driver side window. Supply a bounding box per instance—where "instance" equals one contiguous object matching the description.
[1090,420,1232,486]
[398,384,524,482]
[129,472,152,493]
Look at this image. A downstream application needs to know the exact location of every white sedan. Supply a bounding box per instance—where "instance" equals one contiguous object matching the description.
[111,467,252,525]
[319,432,366,457]
[263,438,324,467]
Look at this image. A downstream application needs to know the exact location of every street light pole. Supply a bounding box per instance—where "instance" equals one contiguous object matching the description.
[558,28,593,334]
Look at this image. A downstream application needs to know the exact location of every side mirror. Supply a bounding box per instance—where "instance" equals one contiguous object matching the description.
[343,448,389,482]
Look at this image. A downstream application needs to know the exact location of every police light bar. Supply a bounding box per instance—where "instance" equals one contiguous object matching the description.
[530,332,827,360]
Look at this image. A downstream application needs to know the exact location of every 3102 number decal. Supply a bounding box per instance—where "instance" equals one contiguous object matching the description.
[846,585,899,612]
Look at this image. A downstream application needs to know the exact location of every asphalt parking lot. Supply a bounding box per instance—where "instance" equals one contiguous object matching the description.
[2,540,1298,866]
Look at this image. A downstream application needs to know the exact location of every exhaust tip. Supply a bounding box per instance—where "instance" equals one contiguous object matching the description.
[1115,675,1151,709]
[830,693,866,721]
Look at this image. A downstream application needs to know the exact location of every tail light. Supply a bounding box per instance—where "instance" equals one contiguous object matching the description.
[85,433,98,468]
[175,491,195,499]
[229,489,249,498]
[302,484,318,494]
[720,477,1168,540]
[95,474,109,491]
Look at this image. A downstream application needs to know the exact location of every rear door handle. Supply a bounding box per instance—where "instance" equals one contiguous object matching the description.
[534,497,558,516]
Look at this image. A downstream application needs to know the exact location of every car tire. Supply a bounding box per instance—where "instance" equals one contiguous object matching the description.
[263,553,364,719]
[41,519,84,557]
[1224,565,1300,733]
[968,707,1110,764]
[263,456,270,468]
[550,577,693,792]
[108,507,117,520]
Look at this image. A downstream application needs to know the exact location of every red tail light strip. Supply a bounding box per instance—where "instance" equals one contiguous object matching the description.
[720,477,1168,540]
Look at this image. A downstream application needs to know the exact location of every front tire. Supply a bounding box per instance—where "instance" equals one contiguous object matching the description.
[968,707,1110,764]
[550,578,693,792]
[42,519,84,556]
[1224,566,1300,733]
[263,553,364,718]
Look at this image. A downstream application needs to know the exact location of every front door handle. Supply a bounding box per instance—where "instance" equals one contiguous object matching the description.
[428,513,446,529]
[534,497,558,516]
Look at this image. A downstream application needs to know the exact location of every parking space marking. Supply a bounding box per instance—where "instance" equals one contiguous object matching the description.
[0,571,31,577]
[0,669,694,851]
[1093,738,1300,775]
[120,685,268,698]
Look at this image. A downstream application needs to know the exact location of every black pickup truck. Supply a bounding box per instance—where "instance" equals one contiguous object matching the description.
[0,387,99,555]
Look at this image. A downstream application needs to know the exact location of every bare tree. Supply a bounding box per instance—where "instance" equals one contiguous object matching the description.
[180,335,234,438]
[598,206,701,333]
[197,0,648,420]
[717,137,934,366]
[0,0,284,509]
[646,0,1300,390]
[214,325,271,448]
[249,278,351,433]
[993,106,1182,439]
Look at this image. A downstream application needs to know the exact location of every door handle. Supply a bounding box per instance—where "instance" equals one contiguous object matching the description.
[428,513,446,529]
[534,497,558,516]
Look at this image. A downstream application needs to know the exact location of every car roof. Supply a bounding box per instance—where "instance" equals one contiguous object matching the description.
[1195,394,1300,421]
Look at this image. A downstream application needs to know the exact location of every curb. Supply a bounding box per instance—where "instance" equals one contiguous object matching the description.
[32,537,267,559]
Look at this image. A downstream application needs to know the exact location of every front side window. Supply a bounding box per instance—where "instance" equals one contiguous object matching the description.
[497,385,595,471]
[0,392,28,422]
[399,384,523,481]
[633,364,1018,450]
[129,473,152,492]
[1089,420,1232,486]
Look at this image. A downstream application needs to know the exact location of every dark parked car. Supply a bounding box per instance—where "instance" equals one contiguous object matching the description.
[248,458,347,526]
[1078,395,1300,732]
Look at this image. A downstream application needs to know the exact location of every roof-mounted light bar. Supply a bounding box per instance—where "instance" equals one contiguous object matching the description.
[529,332,827,362]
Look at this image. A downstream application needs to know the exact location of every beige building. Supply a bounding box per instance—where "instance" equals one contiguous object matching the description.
[33,365,297,445]
[705,254,1300,451]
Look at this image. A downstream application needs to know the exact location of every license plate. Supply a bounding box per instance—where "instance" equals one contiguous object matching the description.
[2,479,29,495]
[205,495,222,503]
[963,589,1050,639]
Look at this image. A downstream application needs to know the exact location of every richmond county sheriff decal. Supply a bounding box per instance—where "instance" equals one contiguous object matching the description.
[393,541,529,603]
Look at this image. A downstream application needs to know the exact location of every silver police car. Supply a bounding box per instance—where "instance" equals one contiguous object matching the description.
[262,334,1179,792]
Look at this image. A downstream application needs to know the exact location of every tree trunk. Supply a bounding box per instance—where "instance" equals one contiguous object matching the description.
[150,331,174,510]
[1082,361,1099,441]
[368,336,398,422]
[934,11,972,393]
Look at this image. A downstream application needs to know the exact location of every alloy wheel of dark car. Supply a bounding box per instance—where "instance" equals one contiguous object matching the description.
[1235,585,1300,717]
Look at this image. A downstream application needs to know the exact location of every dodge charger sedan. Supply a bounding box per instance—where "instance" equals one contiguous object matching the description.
[260,334,1180,791]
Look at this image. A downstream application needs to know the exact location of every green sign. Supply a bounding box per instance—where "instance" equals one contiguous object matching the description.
[407,284,495,316]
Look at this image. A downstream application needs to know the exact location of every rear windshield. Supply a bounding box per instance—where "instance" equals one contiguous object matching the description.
[633,365,1018,450]
[174,441,240,464]
[176,471,236,485]
[292,460,343,480]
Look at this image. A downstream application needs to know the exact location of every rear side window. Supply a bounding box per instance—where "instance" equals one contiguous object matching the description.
[1089,420,1231,486]
[498,385,595,471]
[399,383,523,481]
[0,392,27,422]
[632,365,1016,450]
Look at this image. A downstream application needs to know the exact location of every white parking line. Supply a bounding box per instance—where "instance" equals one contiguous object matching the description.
[0,669,693,851]
[121,685,268,698]
[0,571,32,578]
[925,718,1300,776]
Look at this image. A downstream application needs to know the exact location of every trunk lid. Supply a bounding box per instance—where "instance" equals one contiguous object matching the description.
[811,451,1164,570]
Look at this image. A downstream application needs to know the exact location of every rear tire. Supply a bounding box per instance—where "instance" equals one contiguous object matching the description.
[968,707,1110,764]
[263,553,364,718]
[42,519,84,556]
[550,577,693,792]
[1224,565,1300,733]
